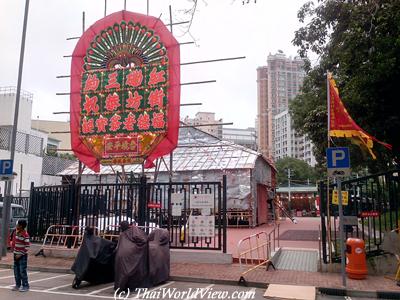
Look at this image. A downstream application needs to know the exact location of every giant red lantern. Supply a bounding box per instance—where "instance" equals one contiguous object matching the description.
[70,11,180,172]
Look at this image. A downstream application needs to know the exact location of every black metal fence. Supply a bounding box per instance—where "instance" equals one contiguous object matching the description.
[0,195,30,212]
[11,197,30,212]
[319,170,400,263]
[28,176,227,252]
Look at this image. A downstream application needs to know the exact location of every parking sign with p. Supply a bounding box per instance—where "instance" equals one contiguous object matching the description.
[327,147,350,177]
[0,160,13,177]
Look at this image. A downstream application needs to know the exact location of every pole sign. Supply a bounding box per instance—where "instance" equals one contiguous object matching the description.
[0,160,13,179]
[360,211,380,218]
[326,147,350,177]
[332,190,348,206]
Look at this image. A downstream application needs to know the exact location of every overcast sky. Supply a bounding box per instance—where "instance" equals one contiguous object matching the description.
[0,0,308,129]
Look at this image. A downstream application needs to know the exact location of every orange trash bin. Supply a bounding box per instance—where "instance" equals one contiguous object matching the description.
[345,238,367,279]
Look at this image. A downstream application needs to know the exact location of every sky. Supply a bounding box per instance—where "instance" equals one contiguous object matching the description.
[0,0,308,129]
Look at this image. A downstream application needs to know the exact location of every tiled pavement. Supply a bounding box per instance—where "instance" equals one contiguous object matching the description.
[0,218,398,294]
[275,249,318,272]
[1,253,399,293]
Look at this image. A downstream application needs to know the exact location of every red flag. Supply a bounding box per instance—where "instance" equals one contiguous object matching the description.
[328,73,392,159]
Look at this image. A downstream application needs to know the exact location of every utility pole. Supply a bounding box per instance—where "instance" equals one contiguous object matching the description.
[1,0,30,257]
[287,168,292,213]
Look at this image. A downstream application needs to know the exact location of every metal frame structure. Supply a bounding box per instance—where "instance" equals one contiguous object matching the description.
[28,176,228,252]
[237,225,280,286]
[319,169,400,263]
[34,225,97,257]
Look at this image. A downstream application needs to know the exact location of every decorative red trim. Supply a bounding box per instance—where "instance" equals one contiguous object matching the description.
[70,11,180,172]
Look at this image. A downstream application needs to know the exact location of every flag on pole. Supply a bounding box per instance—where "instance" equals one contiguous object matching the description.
[328,73,392,159]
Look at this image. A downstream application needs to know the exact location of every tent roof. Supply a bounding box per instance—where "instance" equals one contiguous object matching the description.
[58,125,273,176]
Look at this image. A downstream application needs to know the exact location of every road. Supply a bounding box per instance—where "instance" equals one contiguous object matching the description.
[0,268,376,300]
[0,268,264,300]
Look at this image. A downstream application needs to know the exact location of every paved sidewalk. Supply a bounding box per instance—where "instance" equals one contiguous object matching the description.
[1,252,399,293]
[227,217,320,256]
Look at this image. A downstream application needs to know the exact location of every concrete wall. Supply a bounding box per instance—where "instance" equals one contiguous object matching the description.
[250,157,274,226]
[31,120,71,153]
[0,92,33,133]
[0,149,43,196]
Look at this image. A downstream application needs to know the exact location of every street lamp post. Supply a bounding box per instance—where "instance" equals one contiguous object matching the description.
[0,0,30,257]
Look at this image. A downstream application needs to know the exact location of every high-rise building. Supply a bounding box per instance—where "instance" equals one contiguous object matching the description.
[274,110,316,166]
[257,51,315,165]
[256,66,270,157]
[222,127,257,150]
[183,112,223,138]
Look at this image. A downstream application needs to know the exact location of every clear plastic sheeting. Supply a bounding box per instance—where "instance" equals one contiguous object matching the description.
[60,126,260,176]
[58,126,274,211]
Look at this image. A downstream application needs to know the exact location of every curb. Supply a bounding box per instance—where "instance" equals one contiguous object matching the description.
[318,287,400,299]
[0,263,73,274]
[169,275,268,289]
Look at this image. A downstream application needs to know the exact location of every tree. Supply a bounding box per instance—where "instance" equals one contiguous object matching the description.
[275,157,319,186]
[290,0,399,172]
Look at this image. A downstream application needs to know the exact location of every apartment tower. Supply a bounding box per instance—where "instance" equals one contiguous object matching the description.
[257,51,315,165]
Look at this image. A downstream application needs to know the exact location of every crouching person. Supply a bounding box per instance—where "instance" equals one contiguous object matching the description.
[12,220,30,292]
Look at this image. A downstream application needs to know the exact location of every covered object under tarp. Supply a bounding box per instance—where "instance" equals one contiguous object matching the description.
[114,226,149,290]
[71,232,116,287]
[59,126,276,226]
[148,228,170,285]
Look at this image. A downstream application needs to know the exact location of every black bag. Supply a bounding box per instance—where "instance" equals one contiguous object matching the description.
[71,232,116,288]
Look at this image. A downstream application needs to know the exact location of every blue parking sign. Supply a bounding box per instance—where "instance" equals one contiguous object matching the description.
[0,160,13,176]
[327,147,350,177]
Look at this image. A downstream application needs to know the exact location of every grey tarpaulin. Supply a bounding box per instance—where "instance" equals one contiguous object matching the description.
[114,226,149,290]
[148,228,170,285]
[71,232,116,285]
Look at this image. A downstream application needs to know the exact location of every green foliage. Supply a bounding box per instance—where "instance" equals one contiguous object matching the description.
[45,151,76,161]
[275,157,319,186]
[291,0,400,172]
[58,153,77,161]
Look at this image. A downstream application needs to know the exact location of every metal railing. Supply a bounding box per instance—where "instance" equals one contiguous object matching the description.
[34,225,98,257]
[319,169,400,263]
[28,176,228,252]
[11,196,30,212]
[237,224,280,285]
[100,224,158,241]
[0,86,33,101]
[0,126,43,157]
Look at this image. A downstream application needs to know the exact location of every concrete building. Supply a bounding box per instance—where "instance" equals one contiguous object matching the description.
[183,112,223,138]
[256,66,270,157]
[274,110,316,166]
[0,87,71,196]
[276,185,318,214]
[222,127,257,150]
[31,120,71,153]
[257,51,315,165]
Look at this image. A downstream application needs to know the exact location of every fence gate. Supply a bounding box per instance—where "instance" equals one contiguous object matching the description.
[319,170,400,263]
[28,175,227,252]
